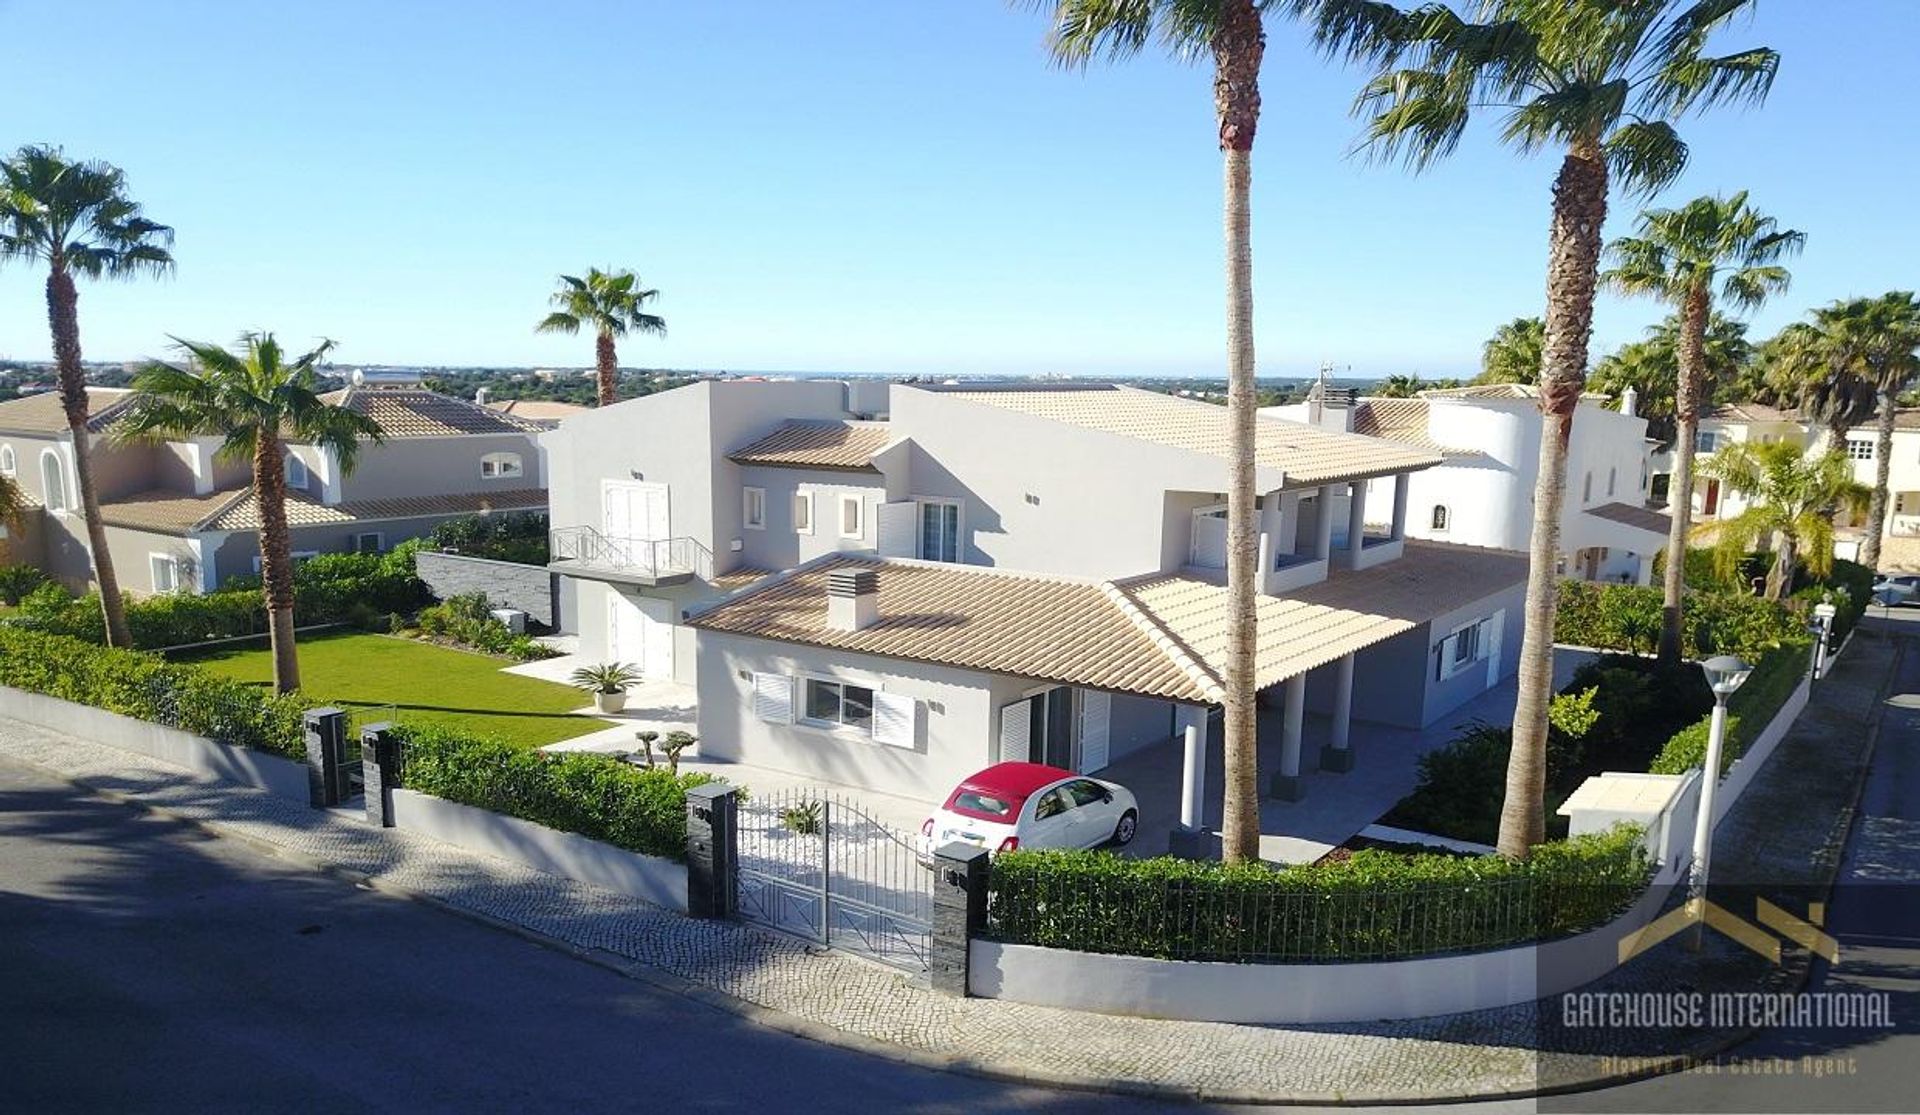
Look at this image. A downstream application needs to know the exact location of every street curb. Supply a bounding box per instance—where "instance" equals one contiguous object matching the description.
[4,630,1902,1107]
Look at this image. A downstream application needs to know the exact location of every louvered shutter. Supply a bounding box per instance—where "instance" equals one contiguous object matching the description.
[876,500,919,558]
[1482,609,1505,687]
[1077,690,1111,773]
[752,673,794,724]
[998,698,1033,763]
[871,692,920,749]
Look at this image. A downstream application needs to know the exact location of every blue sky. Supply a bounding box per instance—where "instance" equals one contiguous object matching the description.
[1,1,1913,379]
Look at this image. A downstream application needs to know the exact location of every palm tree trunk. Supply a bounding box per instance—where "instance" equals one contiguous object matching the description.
[1860,390,1896,570]
[1658,284,1711,663]
[595,332,619,408]
[1498,140,1608,861]
[1768,531,1797,601]
[254,432,301,694]
[46,266,131,647]
[1213,0,1264,865]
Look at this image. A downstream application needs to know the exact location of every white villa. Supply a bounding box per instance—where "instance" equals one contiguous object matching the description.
[1266,381,1668,584]
[541,380,1532,845]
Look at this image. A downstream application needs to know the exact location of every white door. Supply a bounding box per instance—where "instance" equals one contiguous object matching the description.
[1190,506,1228,569]
[603,482,670,546]
[639,598,675,681]
[608,592,647,673]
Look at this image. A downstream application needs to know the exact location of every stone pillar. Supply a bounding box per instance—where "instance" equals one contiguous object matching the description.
[360,722,400,828]
[1314,484,1336,562]
[1320,654,1356,773]
[931,843,990,997]
[684,782,739,919]
[1271,674,1306,801]
[1346,481,1369,569]
[1390,473,1410,542]
[303,706,348,808]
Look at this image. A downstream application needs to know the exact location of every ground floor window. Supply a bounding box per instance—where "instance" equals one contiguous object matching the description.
[150,554,181,594]
[803,677,874,732]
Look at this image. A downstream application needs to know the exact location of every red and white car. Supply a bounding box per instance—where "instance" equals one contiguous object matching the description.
[918,762,1139,859]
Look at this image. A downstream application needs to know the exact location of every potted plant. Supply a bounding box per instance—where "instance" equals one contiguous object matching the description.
[570,662,641,714]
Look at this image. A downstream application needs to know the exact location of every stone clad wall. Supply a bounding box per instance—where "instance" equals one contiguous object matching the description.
[414,550,555,627]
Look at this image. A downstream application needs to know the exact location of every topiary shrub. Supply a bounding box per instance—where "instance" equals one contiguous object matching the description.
[0,563,49,605]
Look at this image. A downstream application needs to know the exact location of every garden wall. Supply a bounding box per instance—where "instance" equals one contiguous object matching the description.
[0,684,310,804]
[388,788,686,912]
[414,550,556,627]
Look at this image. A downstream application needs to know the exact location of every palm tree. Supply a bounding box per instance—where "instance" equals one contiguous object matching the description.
[0,145,174,647]
[1307,0,1780,858]
[1757,318,1869,442]
[1589,312,1753,445]
[535,268,666,407]
[1025,0,1270,863]
[1601,192,1802,664]
[1474,317,1544,385]
[1373,372,1425,397]
[1702,441,1868,599]
[120,335,383,693]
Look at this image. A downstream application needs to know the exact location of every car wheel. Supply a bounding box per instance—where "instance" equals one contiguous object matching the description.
[1111,809,1137,847]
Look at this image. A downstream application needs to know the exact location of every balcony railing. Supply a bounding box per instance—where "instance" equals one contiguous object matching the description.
[549,526,713,583]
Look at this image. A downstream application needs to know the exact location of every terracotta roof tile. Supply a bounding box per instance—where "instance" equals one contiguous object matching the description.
[728,421,893,471]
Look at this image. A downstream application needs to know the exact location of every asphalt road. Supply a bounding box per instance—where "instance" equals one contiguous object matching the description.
[0,756,1199,1115]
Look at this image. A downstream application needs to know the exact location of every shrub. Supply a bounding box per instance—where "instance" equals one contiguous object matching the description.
[413,592,553,659]
[1650,638,1811,776]
[1556,580,1803,660]
[0,626,313,760]
[985,825,1650,962]
[426,512,550,565]
[0,563,48,605]
[393,724,718,861]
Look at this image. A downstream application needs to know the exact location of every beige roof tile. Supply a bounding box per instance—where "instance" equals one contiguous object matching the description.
[0,388,136,436]
[930,385,1439,487]
[315,387,546,438]
[1350,397,1482,457]
[483,399,589,424]
[693,541,1528,703]
[1703,401,1801,424]
[98,486,546,534]
[728,421,893,471]
[1420,383,1610,403]
[99,488,247,535]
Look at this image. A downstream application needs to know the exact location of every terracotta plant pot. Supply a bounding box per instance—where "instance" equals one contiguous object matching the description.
[594,690,628,715]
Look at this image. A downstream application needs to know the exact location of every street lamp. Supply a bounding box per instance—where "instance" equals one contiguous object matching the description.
[1811,603,1837,678]
[1686,654,1752,950]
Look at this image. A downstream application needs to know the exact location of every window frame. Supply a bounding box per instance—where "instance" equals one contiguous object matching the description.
[1695,430,1718,454]
[0,443,14,475]
[1430,504,1450,532]
[39,448,68,513]
[1847,438,1875,462]
[792,489,814,535]
[798,675,877,734]
[917,496,963,562]
[742,485,767,531]
[353,531,385,555]
[1438,617,1488,681]
[285,452,310,489]
[149,553,181,595]
[480,451,525,480]
[838,493,865,540]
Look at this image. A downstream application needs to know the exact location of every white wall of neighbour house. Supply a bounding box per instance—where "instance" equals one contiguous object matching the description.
[887,387,1262,580]
[1848,427,1920,543]
[1691,417,1811,523]
[335,431,545,502]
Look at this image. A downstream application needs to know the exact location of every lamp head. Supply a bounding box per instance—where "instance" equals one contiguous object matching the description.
[1700,654,1752,697]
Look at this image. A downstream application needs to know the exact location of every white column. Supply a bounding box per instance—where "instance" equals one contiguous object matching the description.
[1314,484,1336,562]
[1390,474,1410,542]
[1274,674,1306,801]
[1346,481,1369,569]
[1177,704,1209,831]
[1321,653,1356,773]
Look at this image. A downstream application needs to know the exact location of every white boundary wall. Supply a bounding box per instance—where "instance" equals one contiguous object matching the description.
[388,788,687,912]
[0,684,310,804]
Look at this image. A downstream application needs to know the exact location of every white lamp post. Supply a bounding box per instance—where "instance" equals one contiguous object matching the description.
[1686,654,1752,950]
[1811,603,1837,678]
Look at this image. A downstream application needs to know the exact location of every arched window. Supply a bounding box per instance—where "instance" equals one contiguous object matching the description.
[0,443,14,475]
[285,452,309,489]
[1430,505,1450,531]
[40,449,67,512]
[480,452,523,480]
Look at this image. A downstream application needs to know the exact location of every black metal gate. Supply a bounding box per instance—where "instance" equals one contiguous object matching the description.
[735,788,932,972]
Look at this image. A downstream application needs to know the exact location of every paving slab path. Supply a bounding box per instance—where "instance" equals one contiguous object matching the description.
[0,627,1898,1105]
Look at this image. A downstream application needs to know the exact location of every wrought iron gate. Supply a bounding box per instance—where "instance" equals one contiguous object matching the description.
[735,788,932,972]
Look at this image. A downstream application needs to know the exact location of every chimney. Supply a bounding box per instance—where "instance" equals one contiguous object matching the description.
[475,386,492,406]
[826,568,880,632]
[1620,385,1639,418]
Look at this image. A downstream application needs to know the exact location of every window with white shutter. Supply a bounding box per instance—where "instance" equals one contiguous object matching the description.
[871,692,920,749]
[752,673,794,724]
[1077,690,1111,773]
[998,698,1034,764]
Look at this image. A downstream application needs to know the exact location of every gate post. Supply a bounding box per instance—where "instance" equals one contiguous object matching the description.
[360,722,400,828]
[930,843,990,997]
[685,783,739,919]
[303,706,347,808]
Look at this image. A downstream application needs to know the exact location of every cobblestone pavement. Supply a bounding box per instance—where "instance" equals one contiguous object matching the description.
[0,629,1897,1104]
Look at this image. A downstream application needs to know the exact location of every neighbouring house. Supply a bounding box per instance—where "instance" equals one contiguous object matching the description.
[474,387,589,428]
[545,379,1531,828]
[0,380,547,596]
[1266,381,1666,585]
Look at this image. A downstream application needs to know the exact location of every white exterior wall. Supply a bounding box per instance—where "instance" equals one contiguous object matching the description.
[1691,416,1812,524]
[1847,427,1920,543]
[733,464,888,572]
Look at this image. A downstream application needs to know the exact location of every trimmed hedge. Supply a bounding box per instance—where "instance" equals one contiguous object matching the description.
[1650,638,1811,776]
[394,725,716,862]
[0,626,314,760]
[1555,579,1804,660]
[985,825,1651,962]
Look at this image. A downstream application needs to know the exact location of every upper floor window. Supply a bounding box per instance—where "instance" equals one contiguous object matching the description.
[1582,472,1594,504]
[920,499,961,562]
[1430,505,1450,531]
[285,452,309,489]
[1607,467,1617,497]
[743,486,766,530]
[481,452,524,480]
[0,443,14,475]
[1847,438,1875,461]
[839,494,865,540]
[1695,430,1719,454]
[792,491,814,535]
[40,449,67,512]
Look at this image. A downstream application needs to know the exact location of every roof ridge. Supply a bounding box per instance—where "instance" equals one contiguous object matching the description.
[192,487,258,532]
[1098,580,1226,704]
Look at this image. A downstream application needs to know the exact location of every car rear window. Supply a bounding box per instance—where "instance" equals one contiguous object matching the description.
[945,786,1024,822]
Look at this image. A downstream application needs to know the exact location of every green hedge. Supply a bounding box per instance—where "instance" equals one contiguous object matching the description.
[426,512,550,565]
[1650,638,1811,776]
[394,725,717,862]
[0,627,314,759]
[985,826,1651,962]
[1555,580,1804,660]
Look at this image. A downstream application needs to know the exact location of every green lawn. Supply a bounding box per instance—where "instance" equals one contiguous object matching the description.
[180,631,601,748]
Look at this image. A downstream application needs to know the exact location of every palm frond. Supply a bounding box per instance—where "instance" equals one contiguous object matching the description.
[1602,119,1688,196]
